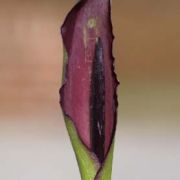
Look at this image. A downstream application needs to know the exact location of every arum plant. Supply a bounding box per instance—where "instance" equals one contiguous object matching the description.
[60,0,119,179]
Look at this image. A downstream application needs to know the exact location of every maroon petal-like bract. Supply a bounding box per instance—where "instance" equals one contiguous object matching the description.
[60,0,119,164]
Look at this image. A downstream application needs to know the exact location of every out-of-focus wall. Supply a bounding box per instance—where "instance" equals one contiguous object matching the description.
[0,0,66,117]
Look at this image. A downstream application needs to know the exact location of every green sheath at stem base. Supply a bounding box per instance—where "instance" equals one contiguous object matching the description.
[64,116,115,180]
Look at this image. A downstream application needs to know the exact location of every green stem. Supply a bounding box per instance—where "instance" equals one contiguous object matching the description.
[64,116,114,180]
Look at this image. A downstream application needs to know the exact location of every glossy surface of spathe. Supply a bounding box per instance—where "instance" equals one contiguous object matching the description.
[60,0,118,163]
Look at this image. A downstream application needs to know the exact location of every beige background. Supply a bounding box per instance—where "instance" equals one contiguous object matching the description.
[0,0,180,179]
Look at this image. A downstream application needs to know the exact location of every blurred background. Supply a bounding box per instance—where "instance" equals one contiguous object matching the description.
[0,0,180,179]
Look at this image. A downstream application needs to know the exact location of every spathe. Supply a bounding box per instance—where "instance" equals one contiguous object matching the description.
[60,0,119,179]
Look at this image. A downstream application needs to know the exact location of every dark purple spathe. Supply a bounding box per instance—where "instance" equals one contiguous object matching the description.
[60,0,119,163]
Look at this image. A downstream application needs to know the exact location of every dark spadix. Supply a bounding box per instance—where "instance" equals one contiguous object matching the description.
[60,0,119,179]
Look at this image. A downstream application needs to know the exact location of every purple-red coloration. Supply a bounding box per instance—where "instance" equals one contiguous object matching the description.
[60,0,119,163]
